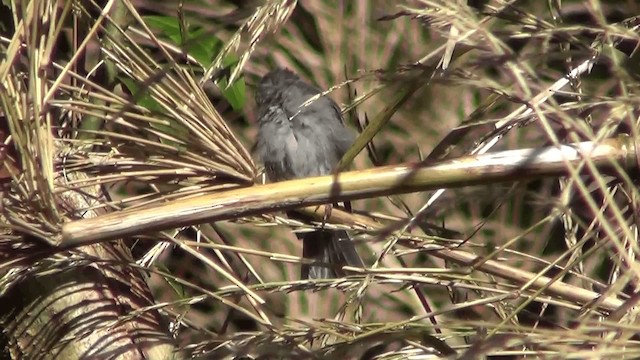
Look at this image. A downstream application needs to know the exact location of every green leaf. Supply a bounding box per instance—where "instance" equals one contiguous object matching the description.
[119,77,189,149]
[143,15,182,45]
[218,76,246,111]
[120,77,163,112]
[214,56,246,111]
[186,28,222,65]
[142,15,246,111]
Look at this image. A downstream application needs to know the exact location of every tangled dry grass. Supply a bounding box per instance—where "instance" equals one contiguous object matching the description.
[2,0,640,359]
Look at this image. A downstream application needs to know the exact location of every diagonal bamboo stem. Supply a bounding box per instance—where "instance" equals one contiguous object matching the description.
[62,135,637,246]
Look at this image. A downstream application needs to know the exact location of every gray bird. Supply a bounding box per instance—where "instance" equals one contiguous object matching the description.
[255,68,364,279]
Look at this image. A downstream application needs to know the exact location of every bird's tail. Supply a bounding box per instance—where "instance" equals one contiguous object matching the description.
[301,230,364,279]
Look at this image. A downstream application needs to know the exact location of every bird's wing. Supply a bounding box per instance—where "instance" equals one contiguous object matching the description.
[256,106,298,181]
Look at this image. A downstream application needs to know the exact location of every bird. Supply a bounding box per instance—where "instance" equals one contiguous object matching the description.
[254,68,364,279]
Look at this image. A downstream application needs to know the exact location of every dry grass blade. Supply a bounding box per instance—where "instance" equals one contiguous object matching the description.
[0,4,61,242]
[202,0,298,85]
[1,1,177,358]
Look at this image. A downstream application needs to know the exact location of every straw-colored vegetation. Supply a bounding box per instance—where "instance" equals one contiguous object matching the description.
[2,0,640,358]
